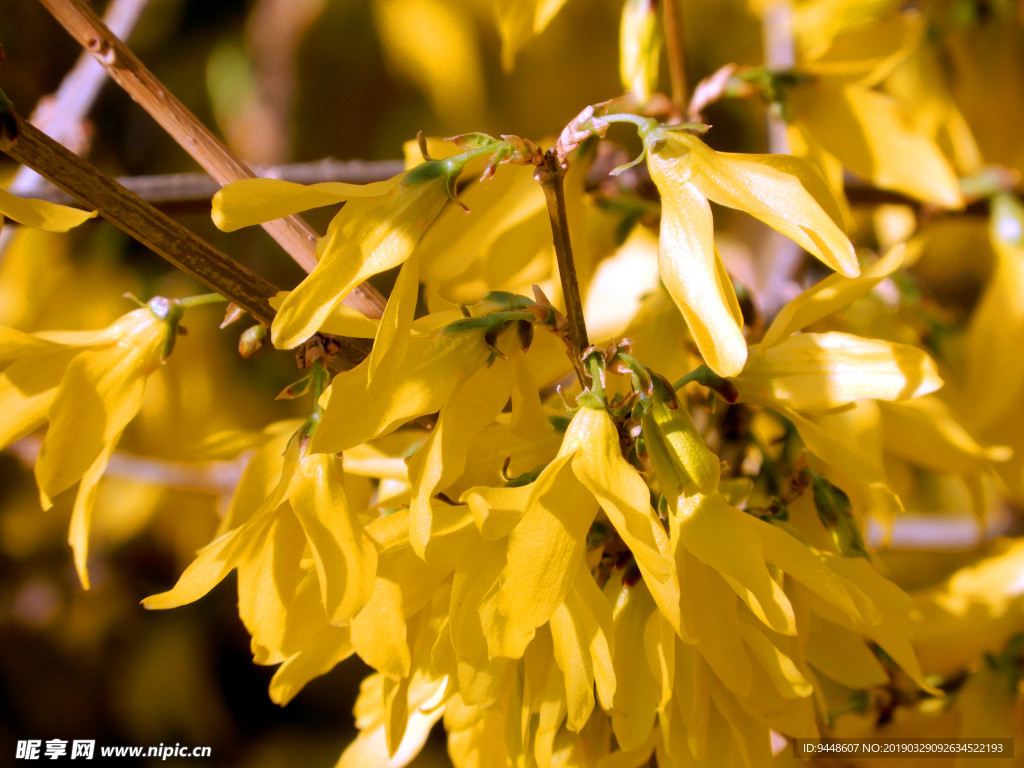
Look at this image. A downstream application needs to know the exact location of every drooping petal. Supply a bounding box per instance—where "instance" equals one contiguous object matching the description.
[675,493,796,635]
[312,328,491,454]
[271,178,449,348]
[961,195,1024,431]
[760,244,904,348]
[790,81,963,209]
[289,451,378,624]
[142,509,276,609]
[570,408,673,583]
[35,311,167,505]
[211,176,401,232]
[549,561,615,732]
[662,132,859,277]
[0,187,96,231]
[647,153,747,377]
[880,396,1010,475]
[408,358,512,557]
[486,453,598,659]
[737,332,942,412]
[237,512,307,665]
[0,352,73,448]
[372,0,485,122]
[604,570,661,751]
[368,253,420,384]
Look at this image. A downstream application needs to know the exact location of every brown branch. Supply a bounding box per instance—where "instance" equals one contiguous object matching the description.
[1,113,279,326]
[36,0,387,319]
[536,152,589,384]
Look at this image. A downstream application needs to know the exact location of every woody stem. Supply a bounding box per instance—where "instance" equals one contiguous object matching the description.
[0,112,279,325]
[536,150,590,385]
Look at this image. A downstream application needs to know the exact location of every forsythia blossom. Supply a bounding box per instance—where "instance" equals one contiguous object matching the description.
[0,300,176,586]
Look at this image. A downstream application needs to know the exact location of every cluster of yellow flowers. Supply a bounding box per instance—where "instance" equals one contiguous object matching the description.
[2,0,1024,766]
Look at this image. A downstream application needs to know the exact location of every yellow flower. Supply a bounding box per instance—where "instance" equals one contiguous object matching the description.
[144,423,378,626]
[0,187,96,233]
[464,405,677,658]
[644,128,858,377]
[731,246,942,521]
[0,302,175,587]
[212,163,457,349]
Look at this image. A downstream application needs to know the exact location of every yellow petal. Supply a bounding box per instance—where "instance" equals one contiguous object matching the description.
[461,483,530,541]
[368,252,419,384]
[761,244,904,348]
[549,562,616,732]
[604,570,660,751]
[676,549,752,697]
[271,178,448,348]
[662,132,858,277]
[792,0,902,60]
[0,187,96,231]
[417,164,544,285]
[36,347,149,504]
[211,176,400,232]
[675,493,796,635]
[449,536,511,705]
[880,396,1010,475]
[35,311,167,503]
[66,445,115,589]
[408,359,512,556]
[0,326,65,362]
[142,509,276,609]
[738,332,942,411]
[488,453,598,658]
[571,408,673,583]
[269,623,354,705]
[0,354,70,448]
[311,329,491,454]
[494,0,569,71]
[791,81,963,208]
[619,0,663,103]
[783,402,904,523]
[647,154,747,377]
[339,674,447,768]
[289,451,378,623]
[961,196,1024,431]
[804,616,887,688]
[237,512,307,665]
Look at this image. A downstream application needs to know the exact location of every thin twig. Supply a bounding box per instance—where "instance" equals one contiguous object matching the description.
[536,151,589,385]
[1,113,279,326]
[0,0,148,259]
[662,0,689,118]
[36,0,387,319]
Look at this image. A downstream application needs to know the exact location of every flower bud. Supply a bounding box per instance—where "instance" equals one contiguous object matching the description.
[238,324,268,358]
[640,380,720,505]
